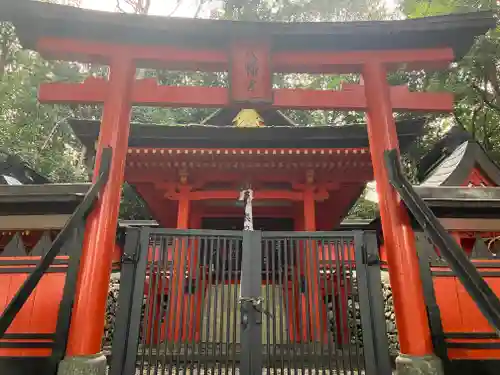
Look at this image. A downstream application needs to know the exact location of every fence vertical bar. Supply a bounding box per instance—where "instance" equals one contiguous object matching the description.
[110,228,149,375]
[355,231,391,375]
[240,230,263,375]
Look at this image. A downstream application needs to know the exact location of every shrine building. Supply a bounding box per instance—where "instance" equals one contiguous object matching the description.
[70,109,424,232]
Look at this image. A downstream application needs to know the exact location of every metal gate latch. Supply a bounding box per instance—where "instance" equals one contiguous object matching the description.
[239,296,274,326]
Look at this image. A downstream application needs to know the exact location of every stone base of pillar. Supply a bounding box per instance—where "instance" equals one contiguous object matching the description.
[396,354,444,375]
[57,353,107,375]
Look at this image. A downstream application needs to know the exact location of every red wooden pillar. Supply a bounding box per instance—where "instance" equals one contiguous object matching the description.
[66,57,135,356]
[168,187,191,341]
[303,187,322,341]
[362,62,433,356]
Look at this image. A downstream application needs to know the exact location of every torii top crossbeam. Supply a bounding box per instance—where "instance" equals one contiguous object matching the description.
[2,1,492,67]
[0,1,494,111]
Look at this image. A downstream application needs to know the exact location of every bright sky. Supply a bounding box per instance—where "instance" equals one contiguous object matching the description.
[80,0,396,17]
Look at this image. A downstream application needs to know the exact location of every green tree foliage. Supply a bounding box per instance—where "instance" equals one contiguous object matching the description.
[2,0,498,221]
[400,0,500,159]
[347,196,379,220]
[0,22,91,182]
[222,0,390,21]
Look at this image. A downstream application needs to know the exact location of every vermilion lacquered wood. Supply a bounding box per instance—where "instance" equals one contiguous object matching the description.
[229,40,273,104]
[273,86,452,111]
[65,56,136,356]
[163,189,329,202]
[198,205,295,218]
[363,61,434,356]
[39,78,453,112]
[433,262,500,360]
[36,37,453,73]
[36,37,228,71]
[272,48,454,73]
[0,257,67,357]
[464,168,495,187]
[127,170,373,186]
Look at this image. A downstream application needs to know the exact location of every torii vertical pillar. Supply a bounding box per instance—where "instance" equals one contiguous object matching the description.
[362,62,443,375]
[58,57,135,375]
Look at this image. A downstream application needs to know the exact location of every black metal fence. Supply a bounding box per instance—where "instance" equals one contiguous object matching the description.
[260,233,364,372]
[111,229,390,375]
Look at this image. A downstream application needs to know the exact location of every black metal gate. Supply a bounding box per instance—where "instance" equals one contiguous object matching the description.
[111,229,390,375]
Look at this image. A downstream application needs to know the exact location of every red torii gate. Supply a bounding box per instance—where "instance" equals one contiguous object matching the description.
[0,1,494,374]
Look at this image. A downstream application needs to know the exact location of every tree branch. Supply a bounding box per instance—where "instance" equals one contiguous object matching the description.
[115,0,127,13]
[194,0,204,18]
[472,82,500,112]
[470,104,482,140]
[168,0,184,16]
[483,58,500,97]
[0,25,13,79]
[452,110,465,129]
[143,0,151,14]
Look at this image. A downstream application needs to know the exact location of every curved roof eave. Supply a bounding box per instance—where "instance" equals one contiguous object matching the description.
[0,1,494,60]
[68,117,426,151]
[422,141,500,187]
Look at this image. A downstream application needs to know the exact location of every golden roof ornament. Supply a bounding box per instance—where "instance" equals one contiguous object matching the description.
[232,109,264,128]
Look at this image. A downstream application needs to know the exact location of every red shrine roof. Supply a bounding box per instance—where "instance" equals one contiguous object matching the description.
[70,119,424,197]
[0,1,494,63]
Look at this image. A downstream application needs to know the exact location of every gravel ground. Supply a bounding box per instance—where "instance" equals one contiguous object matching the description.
[128,367,366,375]
[106,362,372,375]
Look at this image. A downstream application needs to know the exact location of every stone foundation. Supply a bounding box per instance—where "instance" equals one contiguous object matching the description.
[57,354,107,375]
[103,275,120,347]
[381,271,400,356]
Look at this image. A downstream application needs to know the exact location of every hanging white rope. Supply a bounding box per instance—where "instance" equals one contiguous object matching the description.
[238,187,261,309]
[239,188,254,231]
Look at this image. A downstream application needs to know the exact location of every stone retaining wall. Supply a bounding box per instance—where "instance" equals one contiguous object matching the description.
[381,271,399,356]
[102,272,399,356]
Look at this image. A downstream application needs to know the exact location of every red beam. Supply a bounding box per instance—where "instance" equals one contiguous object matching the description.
[273,85,453,112]
[164,189,329,201]
[39,78,453,112]
[199,204,295,217]
[272,48,454,73]
[37,37,228,71]
[36,37,453,73]
[125,168,373,185]
[129,79,228,107]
